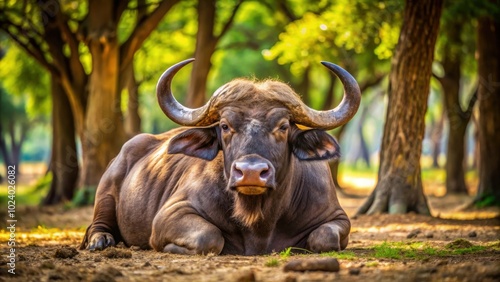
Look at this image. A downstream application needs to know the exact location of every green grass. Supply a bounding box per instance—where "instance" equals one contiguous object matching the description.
[264,240,490,267]
[374,241,402,259]
[321,250,358,260]
[264,258,280,267]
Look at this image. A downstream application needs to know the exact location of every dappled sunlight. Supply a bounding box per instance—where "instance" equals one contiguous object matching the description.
[0,227,84,246]
[339,175,376,192]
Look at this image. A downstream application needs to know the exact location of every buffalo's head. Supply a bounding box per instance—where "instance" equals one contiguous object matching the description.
[157,59,360,227]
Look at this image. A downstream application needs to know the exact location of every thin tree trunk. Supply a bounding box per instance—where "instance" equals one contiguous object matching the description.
[430,111,444,168]
[438,17,471,195]
[329,125,348,189]
[475,11,500,205]
[186,0,242,108]
[0,123,12,177]
[357,0,443,215]
[297,66,311,105]
[43,77,79,205]
[356,108,370,168]
[7,121,25,175]
[186,0,217,107]
[122,62,142,137]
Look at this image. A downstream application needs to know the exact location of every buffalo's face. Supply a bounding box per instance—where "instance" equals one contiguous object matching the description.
[168,105,340,192]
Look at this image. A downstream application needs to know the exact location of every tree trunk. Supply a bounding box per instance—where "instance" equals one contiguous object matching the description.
[297,66,311,105]
[475,12,500,206]
[0,123,12,177]
[430,111,444,168]
[357,0,443,215]
[439,17,470,195]
[186,0,217,107]
[356,107,371,168]
[122,62,142,137]
[329,124,348,189]
[43,77,79,205]
[76,1,127,204]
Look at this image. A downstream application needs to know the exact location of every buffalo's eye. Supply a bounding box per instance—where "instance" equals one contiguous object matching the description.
[279,123,289,132]
[220,123,230,132]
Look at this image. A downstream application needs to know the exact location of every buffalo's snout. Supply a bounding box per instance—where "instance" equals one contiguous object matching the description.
[229,155,275,195]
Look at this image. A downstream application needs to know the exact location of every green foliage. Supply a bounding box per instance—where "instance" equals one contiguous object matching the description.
[373,241,401,259]
[264,258,280,267]
[475,194,500,208]
[0,43,50,118]
[72,186,96,206]
[321,250,357,260]
[265,0,403,76]
[279,247,293,259]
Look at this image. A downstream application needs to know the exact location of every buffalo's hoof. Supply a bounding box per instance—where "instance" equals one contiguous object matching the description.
[89,232,116,251]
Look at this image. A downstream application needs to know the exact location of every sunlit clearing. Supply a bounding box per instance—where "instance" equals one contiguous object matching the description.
[0,227,85,246]
[340,176,376,191]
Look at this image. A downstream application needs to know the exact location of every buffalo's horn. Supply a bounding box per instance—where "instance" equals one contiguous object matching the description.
[157,58,213,126]
[293,62,361,130]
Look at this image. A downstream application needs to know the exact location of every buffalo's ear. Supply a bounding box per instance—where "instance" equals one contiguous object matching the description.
[292,130,340,161]
[168,127,220,160]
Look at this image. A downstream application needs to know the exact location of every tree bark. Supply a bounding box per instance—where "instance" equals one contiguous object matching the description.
[475,11,500,206]
[122,62,142,137]
[76,0,127,204]
[357,0,443,215]
[430,110,444,168]
[297,66,311,105]
[186,0,217,107]
[0,123,12,177]
[43,77,79,205]
[437,17,472,195]
[186,0,242,107]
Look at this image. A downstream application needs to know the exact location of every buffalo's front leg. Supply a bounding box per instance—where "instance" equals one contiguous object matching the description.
[150,201,224,255]
[307,217,350,252]
[80,194,120,251]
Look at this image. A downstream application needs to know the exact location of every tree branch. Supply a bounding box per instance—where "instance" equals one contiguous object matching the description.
[215,0,244,41]
[119,0,180,71]
[0,22,59,77]
[432,71,444,85]
[359,73,386,92]
[464,86,478,120]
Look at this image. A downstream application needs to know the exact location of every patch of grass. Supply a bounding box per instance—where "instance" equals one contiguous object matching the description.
[279,247,292,259]
[373,242,401,259]
[450,246,486,255]
[445,239,474,249]
[321,250,358,260]
[264,258,280,267]
[365,261,379,267]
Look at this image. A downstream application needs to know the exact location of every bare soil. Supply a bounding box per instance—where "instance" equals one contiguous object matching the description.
[0,193,499,281]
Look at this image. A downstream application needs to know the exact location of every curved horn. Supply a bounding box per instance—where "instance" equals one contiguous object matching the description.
[293,62,361,130]
[156,58,213,126]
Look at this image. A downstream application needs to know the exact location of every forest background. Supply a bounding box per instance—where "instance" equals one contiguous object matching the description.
[0,0,499,213]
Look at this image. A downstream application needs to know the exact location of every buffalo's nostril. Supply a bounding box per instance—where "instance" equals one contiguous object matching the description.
[234,167,243,178]
[260,169,270,179]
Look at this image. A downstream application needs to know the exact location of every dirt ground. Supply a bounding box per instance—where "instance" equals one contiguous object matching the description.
[0,192,499,281]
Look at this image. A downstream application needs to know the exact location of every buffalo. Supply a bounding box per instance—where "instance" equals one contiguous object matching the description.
[80,59,360,255]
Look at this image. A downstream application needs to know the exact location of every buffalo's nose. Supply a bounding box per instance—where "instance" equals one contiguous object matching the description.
[232,161,271,187]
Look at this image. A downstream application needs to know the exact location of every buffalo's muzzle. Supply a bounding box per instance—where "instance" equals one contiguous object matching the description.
[230,155,275,195]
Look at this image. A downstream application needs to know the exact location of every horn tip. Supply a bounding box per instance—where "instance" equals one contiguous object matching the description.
[320,61,337,68]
